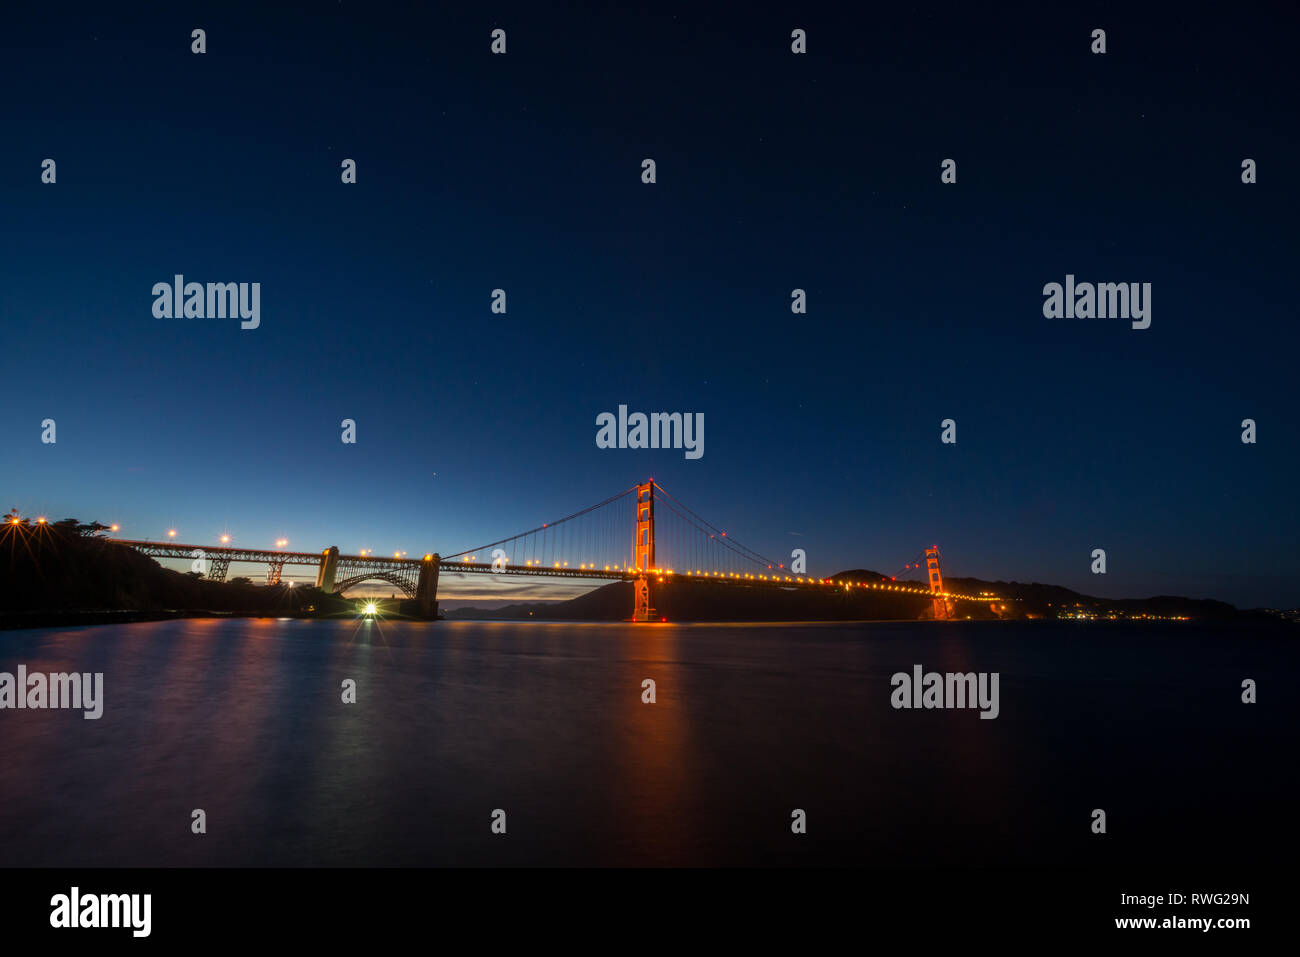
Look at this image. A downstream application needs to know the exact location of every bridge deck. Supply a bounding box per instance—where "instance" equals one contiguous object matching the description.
[109,540,995,602]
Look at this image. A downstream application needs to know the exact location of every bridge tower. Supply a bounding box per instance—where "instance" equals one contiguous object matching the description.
[315,546,339,592]
[417,553,440,619]
[925,545,948,620]
[633,481,658,621]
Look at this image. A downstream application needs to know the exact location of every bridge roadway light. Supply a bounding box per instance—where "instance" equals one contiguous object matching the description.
[220,534,230,544]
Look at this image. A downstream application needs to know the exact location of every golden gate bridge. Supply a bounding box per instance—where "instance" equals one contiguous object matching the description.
[111,480,994,620]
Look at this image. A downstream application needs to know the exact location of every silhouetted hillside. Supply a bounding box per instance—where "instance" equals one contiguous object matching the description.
[447,575,971,622]
[941,576,1265,621]
[0,518,332,626]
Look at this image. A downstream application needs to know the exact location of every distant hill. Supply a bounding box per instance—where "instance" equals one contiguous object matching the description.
[940,576,1260,621]
[446,573,964,622]
[446,570,1282,623]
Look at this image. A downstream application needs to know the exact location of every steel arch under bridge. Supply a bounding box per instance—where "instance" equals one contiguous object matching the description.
[334,570,419,598]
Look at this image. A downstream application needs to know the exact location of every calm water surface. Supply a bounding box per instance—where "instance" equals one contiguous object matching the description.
[0,618,1294,867]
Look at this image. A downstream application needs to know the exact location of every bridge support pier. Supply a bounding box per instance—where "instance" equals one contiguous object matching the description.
[267,559,286,586]
[416,553,440,619]
[633,575,658,622]
[204,555,231,583]
[315,546,339,592]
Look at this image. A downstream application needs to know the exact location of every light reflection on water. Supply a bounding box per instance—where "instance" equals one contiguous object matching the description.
[0,618,1293,867]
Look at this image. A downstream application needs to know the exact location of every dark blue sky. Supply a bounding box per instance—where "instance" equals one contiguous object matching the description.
[3,2,1297,606]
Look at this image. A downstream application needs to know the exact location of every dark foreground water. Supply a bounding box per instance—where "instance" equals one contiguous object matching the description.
[0,618,1294,867]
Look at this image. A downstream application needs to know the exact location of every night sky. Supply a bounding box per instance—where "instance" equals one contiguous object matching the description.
[3,3,1296,606]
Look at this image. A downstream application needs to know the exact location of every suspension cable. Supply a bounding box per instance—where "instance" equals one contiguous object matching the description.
[441,484,639,559]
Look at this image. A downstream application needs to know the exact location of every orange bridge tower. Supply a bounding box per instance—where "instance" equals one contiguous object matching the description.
[925,545,949,620]
[633,481,658,621]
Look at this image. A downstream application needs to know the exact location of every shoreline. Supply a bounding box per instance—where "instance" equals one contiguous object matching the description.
[4,611,1287,633]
